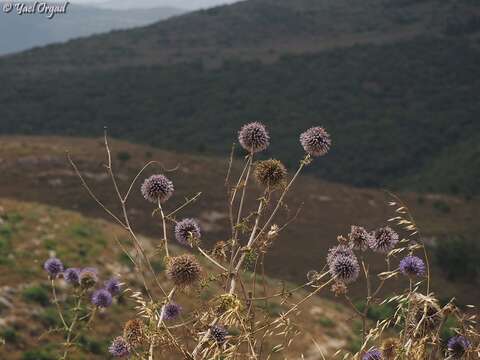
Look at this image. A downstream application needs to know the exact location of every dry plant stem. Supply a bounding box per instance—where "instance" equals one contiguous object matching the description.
[388,191,431,294]
[228,155,252,267]
[193,157,308,358]
[149,287,177,360]
[157,199,169,258]
[51,279,68,330]
[197,246,228,272]
[67,152,165,296]
[61,294,83,360]
[165,192,202,219]
[230,194,266,294]
[252,156,308,244]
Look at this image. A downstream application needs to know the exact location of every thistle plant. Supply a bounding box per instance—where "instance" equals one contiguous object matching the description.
[40,124,479,360]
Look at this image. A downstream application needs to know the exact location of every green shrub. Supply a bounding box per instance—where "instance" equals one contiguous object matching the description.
[432,200,451,213]
[434,237,480,281]
[1,328,19,344]
[316,315,335,328]
[22,285,50,306]
[116,151,131,163]
[22,348,56,360]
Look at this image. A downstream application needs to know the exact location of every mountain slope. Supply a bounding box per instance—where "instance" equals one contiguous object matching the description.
[0,37,479,195]
[0,198,356,359]
[0,136,479,305]
[0,3,183,55]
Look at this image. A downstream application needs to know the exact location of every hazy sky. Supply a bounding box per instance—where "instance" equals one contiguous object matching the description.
[74,0,240,10]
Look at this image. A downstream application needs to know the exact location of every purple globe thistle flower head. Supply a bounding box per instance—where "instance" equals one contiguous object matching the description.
[326,245,354,267]
[44,257,63,277]
[238,122,270,153]
[399,255,425,277]
[141,174,174,204]
[108,336,130,357]
[210,325,228,344]
[329,254,360,284]
[362,348,383,360]
[163,302,182,321]
[348,225,373,252]
[175,218,201,246]
[447,335,471,358]
[105,277,122,296]
[369,226,399,254]
[299,126,331,157]
[79,267,98,289]
[92,288,113,308]
[64,268,80,285]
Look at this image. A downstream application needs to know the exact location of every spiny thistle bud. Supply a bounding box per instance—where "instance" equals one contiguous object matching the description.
[254,159,287,188]
[141,174,174,203]
[299,126,331,157]
[105,277,122,296]
[123,319,145,348]
[175,218,201,246]
[44,257,63,277]
[326,245,354,267]
[331,281,348,297]
[266,224,280,243]
[399,255,425,277]
[238,122,270,153]
[362,348,383,360]
[92,289,112,308]
[216,294,241,315]
[166,254,202,287]
[447,335,471,358]
[381,338,399,360]
[329,254,360,284]
[79,268,98,289]
[163,303,182,321]
[348,225,373,252]
[210,325,228,344]
[108,336,130,357]
[63,268,80,285]
[369,227,399,254]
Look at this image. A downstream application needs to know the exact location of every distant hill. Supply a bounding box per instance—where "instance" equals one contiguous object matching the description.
[93,0,239,11]
[0,0,479,195]
[0,3,183,55]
